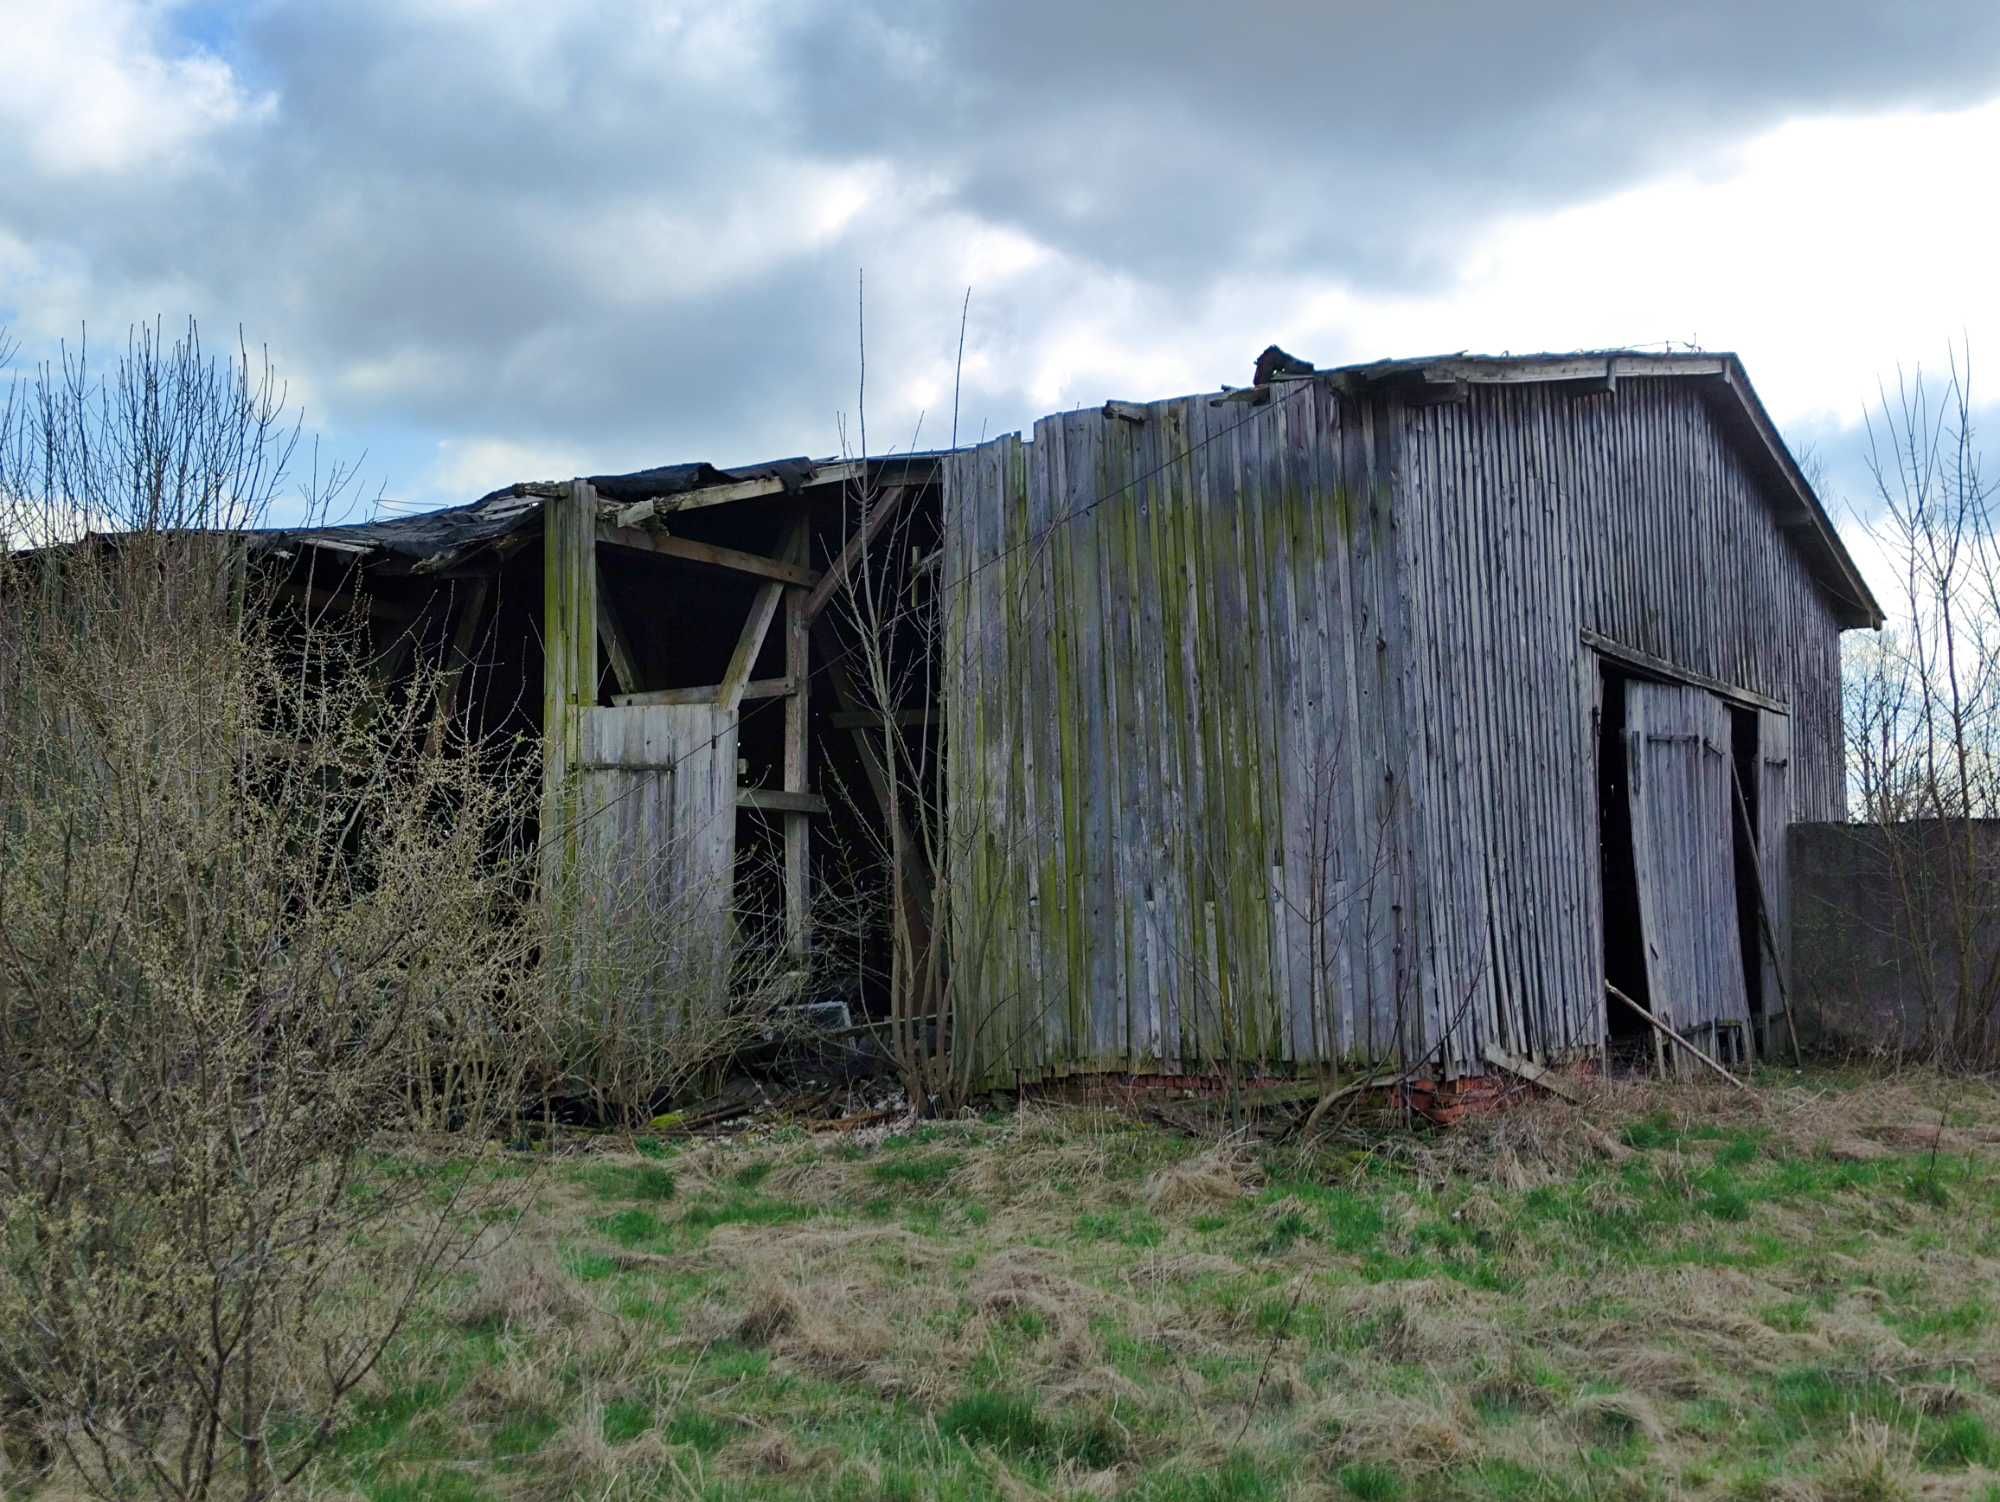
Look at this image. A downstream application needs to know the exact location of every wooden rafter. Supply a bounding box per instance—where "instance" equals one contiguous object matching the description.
[801,485,908,622]
[596,523,819,588]
[717,517,809,712]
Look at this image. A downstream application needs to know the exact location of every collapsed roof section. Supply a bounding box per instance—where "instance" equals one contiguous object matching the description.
[259,453,947,575]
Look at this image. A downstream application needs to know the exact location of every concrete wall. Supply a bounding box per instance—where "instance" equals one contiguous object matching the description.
[1789,820,2000,1054]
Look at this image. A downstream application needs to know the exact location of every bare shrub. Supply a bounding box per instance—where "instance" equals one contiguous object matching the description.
[0,323,540,1500]
[1841,346,2000,1064]
[540,830,810,1125]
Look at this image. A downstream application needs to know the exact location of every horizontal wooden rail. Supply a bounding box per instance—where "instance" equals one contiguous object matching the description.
[613,676,796,708]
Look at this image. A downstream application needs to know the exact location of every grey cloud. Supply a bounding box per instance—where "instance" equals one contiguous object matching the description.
[6,0,1997,495]
[777,1,2000,287]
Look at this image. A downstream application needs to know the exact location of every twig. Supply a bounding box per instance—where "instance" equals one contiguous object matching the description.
[1300,1069,1403,1137]
[1233,1274,1309,1446]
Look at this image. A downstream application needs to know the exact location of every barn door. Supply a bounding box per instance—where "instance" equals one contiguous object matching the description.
[573,703,737,1022]
[1625,681,1750,1064]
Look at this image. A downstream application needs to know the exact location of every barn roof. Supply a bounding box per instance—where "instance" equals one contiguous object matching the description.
[1322,349,1883,630]
[260,452,947,574]
[260,350,1878,630]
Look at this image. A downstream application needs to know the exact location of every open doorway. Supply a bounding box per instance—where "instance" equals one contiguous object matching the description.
[1596,664,1654,1069]
[1728,705,1766,1053]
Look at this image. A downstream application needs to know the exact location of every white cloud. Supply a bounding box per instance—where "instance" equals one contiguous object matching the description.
[0,0,271,178]
[414,436,592,507]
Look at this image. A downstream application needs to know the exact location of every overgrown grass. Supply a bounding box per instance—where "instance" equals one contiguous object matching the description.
[91,1068,2000,1502]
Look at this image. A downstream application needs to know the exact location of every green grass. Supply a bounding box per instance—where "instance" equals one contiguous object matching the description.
[214,1071,2000,1502]
[868,1151,963,1189]
[1340,1462,1406,1501]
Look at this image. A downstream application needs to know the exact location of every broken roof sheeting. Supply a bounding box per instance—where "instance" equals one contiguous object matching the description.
[270,455,867,571]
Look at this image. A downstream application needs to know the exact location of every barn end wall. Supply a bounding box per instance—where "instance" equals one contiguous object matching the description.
[941,374,1852,1087]
[1393,377,1849,1067]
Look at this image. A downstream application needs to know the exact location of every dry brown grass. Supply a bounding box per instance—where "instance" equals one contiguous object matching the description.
[13,1067,1984,1502]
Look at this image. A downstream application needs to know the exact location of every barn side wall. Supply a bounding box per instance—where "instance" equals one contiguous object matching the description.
[941,375,1850,1087]
[1392,377,1848,1068]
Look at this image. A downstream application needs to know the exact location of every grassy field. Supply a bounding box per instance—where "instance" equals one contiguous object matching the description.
[292,1071,2000,1501]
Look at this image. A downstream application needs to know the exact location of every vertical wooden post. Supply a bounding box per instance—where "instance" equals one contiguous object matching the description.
[541,479,600,893]
[782,517,812,957]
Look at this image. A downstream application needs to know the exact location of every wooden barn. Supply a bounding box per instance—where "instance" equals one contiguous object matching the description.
[263,349,1880,1098]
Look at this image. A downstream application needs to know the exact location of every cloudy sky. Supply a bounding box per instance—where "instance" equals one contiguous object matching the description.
[6,0,2000,555]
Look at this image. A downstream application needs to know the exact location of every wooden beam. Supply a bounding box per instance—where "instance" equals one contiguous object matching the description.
[613,459,867,527]
[596,523,820,588]
[613,675,795,708]
[1579,628,1788,715]
[802,485,908,622]
[783,519,812,958]
[1415,355,1726,386]
[738,787,829,815]
[541,479,598,887]
[718,517,809,712]
[596,594,642,697]
[830,707,932,729]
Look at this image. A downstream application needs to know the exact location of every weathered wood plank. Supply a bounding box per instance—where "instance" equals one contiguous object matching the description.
[740,787,829,815]
[596,523,819,588]
[718,519,809,712]
[614,676,794,708]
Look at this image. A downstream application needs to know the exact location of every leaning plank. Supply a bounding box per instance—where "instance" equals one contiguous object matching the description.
[596,594,642,696]
[1727,762,1805,1066]
[1479,1042,1583,1104]
[614,676,795,708]
[595,523,819,588]
[738,787,829,815]
[801,486,909,621]
[1606,983,1748,1090]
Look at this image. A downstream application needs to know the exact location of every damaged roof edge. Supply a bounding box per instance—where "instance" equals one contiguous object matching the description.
[263,450,950,573]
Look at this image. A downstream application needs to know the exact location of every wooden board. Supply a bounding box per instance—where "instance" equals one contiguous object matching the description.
[1625,680,1752,1058]
[573,703,738,1023]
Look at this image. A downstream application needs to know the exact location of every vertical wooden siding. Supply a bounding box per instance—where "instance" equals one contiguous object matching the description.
[943,374,1848,1085]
